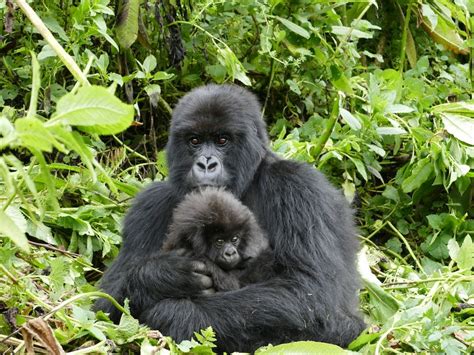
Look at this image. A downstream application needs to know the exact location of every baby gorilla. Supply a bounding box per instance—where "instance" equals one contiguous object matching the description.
[162,187,272,292]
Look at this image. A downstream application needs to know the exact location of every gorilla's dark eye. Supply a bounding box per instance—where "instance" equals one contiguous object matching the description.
[189,137,201,146]
[231,236,240,244]
[216,135,229,146]
[215,239,225,248]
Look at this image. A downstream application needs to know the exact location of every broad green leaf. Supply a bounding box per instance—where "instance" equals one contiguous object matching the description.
[0,209,30,253]
[332,26,373,39]
[15,117,62,152]
[330,65,354,95]
[348,157,368,181]
[50,126,97,182]
[275,16,310,39]
[376,127,406,135]
[52,86,134,135]
[406,28,417,69]
[153,71,175,81]
[364,280,400,322]
[142,55,157,73]
[457,235,473,270]
[402,158,434,193]
[440,113,474,145]
[256,341,347,355]
[386,104,414,114]
[340,108,362,130]
[420,9,468,54]
[115,0,140,49]
[432,101,474,115]
[448,238,460,260]
[366,143,386,157]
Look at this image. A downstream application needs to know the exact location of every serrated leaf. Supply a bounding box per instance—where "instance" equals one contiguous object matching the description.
[441,113,474,145]
[275,16,310,39]
[115,0,140,49]
[340,108,362,130]
[256,341,347,355]
[16,117,57,152]
[52,86,134,135]
[0,209,30,252]
[402,158,434,193]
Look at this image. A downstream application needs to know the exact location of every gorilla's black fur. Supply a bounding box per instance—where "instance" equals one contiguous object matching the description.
[95,84,365,352]
[162,187,273,291]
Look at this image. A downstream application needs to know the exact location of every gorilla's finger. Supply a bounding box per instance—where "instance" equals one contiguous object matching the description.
[191,261,211,275]
[174,248,188,256]
[192,272,213,289]
[201,288,216,295]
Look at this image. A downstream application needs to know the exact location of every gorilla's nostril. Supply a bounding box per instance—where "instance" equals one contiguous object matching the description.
[208,162,218,171]
[197,162,206,170]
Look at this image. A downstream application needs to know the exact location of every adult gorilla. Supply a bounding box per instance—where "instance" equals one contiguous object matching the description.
[95,84,365,351]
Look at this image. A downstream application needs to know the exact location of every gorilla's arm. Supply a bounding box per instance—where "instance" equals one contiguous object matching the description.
[139,159,365,351]
[95,182,213,320]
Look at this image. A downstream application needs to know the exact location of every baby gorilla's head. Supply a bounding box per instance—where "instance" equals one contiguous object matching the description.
[163,187,268,270]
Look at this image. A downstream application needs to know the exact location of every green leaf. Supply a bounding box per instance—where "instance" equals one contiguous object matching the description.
[16,117,60,152]
[432,101,474,116]
[402,158,434,193]
[50,127,97,181]
[256,341,347,355]
[376,127,406,135]
[340,108,362,130]
[142,55,157,73]
[332,26,373,39]
[364,280,400,322]
[0,208,30,253]
[330,65,354,95]
[52,86,134,135]
[115,0,140,49]
[275,16,310,39]
[440,113,474,145]
[456,235,473,270]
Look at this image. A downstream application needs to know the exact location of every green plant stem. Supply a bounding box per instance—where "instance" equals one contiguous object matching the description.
[0,264,19,283]
[27,52,40,118]
[387,221,425,274]
[313,95,340,161]
[14,0,89,87]
[43,291,129,321]
[399,2,412,73]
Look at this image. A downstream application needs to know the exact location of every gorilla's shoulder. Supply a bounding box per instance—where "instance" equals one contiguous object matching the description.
[262,154,332,188]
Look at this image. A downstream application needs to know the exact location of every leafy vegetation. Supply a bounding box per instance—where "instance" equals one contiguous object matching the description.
[0,0,473,353]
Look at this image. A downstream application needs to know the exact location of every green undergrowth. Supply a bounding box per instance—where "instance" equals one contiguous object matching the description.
[1,0,473,354]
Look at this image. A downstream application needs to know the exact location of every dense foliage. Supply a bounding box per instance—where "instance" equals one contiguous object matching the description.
[0,0,473,353]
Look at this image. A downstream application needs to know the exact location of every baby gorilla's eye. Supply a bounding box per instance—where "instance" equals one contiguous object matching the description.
[189,137,201,146]
[231,236,240,244]
[215,239,225,248]
[216,135,229,146]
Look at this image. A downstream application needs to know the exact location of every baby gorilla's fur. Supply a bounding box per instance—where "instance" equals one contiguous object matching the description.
[162,187,272,291]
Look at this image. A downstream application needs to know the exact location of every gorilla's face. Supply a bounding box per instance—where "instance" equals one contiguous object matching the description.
[182,129,232,188]
[166,85,269,195]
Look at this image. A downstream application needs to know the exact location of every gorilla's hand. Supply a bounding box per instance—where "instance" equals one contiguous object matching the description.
[130,253,214,302]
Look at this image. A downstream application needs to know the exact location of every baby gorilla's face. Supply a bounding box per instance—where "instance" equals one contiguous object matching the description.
[206,231,242,270]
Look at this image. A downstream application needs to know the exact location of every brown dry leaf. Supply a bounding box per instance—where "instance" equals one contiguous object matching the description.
[22,318,65,355]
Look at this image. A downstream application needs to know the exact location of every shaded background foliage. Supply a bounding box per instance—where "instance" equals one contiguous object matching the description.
[0,0,473,354]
